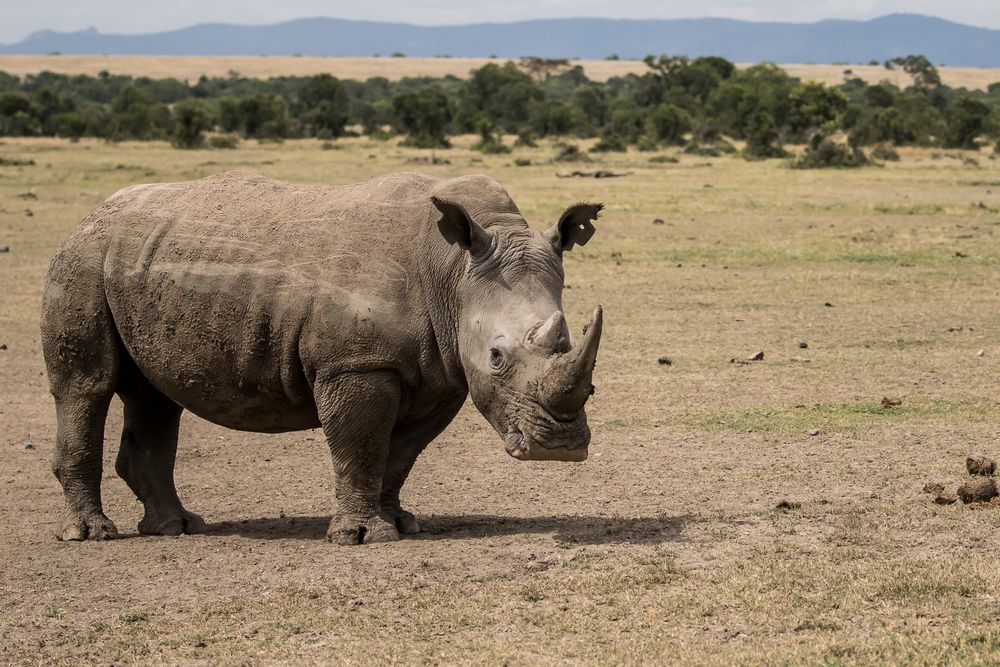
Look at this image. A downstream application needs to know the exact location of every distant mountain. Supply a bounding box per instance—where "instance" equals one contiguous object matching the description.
[3,14,1000,67]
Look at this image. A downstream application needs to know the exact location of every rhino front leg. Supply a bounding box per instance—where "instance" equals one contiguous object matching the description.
[381,395,465,535]
[315,371,401,545]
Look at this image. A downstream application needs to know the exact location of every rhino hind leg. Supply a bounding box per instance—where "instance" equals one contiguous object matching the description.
[42,244,121,541]
[115,379,206,536]
[51,391,119,541]
[315,371,402,545]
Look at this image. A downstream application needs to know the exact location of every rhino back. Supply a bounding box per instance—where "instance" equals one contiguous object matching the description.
[99,171,441,431]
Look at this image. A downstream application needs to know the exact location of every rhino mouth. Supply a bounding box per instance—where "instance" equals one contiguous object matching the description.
[504,414,590,462]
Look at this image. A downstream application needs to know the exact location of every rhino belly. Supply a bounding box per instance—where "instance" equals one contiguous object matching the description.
[103,222,321,432]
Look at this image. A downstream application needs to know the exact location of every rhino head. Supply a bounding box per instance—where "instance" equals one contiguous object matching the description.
[433,195,603,462]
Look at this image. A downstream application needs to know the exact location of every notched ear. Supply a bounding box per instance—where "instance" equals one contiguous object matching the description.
[544,202,604,253]
[432,195,492,256]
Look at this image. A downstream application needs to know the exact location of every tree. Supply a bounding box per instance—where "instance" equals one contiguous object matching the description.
[648,104,691,145]
[109,85,169,139]
[864,85,895,108]
[461,63,543,132]
[786,83,847,139]
[944,96,993,149]
[571,87,608,130]
[603,99,645,144]
[392,87,452,148]
[170,99,215,148]
[886,55,941,92]
[297,74,350,138]
[530,99,580,137]
[518,57,571,81]
[235,94,288,139]
[743,111,786,158]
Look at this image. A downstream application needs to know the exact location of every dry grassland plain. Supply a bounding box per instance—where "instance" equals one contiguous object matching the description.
[1,54,999,90]
[2,134,1000,665]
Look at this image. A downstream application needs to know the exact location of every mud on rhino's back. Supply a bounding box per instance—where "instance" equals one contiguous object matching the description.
[99,171,435,432]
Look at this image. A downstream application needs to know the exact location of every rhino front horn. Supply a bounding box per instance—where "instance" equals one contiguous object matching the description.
[540,306,603,415]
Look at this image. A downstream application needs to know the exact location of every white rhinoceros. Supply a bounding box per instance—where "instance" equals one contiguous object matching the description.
[41,171,603,544]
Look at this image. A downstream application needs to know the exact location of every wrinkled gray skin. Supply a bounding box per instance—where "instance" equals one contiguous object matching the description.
[40,171,603,545]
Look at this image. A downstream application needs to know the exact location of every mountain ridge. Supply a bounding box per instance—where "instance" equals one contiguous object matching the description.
[4,14,1000,67]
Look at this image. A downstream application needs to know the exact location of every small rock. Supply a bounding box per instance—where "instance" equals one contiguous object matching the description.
[923,482,945,494]
[24,209,33,217]
[23,442,35,450]
[880,396,903,408]
[966,456,996,477]
[823,302,834,307]
[652,218,665,225]
[0,343,7,350]
[776,500,801,510]
[808,428,820,436]
[798,341,809,349]
[790,357,812,363]
[933,494,958,505]
[657,356,673,366]
[0,246,9,253]
[958,478,998,504]
[955,251,969,258]
[977,349,985,357]
[748,351,765,361]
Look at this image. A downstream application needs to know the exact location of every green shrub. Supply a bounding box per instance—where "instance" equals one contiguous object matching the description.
[553,142,590,162]
[592,135,628,152]
[207,134,238,149]
[792,132,870,168]
[473,118,510,154]
[870,143,900,161]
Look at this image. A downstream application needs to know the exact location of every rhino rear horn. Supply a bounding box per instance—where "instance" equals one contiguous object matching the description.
[530,311,570,354]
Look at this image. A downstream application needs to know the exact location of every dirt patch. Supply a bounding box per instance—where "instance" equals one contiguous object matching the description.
[4,137,1000,663]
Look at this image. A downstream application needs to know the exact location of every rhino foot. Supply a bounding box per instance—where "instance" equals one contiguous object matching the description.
[395,509,421,535]
[60,512,118,542]
[327,515,400,545]
[138,509,207,536]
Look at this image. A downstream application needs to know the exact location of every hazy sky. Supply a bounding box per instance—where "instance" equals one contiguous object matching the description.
[4,0,1000,44]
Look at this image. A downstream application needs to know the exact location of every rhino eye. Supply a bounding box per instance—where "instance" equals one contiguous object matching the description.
[489,346,504,368]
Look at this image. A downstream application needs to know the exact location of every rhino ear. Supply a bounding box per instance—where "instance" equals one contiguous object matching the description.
[544,202,603,253]
[432,195,492,256]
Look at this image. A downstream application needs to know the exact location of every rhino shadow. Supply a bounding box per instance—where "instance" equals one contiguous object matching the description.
[207,513,691,545]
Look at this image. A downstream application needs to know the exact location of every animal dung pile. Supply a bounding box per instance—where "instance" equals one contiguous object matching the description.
[966,456,996,476]
[925,455,999,507]
[958,478,998,504]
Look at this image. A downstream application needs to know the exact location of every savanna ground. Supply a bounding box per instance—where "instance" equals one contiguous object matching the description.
[2,54,999,90]
[2,134,1000,665]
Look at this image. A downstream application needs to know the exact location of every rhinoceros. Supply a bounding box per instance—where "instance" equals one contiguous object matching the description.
[40,171,603,544]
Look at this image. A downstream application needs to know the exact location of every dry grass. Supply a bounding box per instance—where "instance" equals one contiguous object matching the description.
[2,136,1000,664]
[1,55,999,89]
